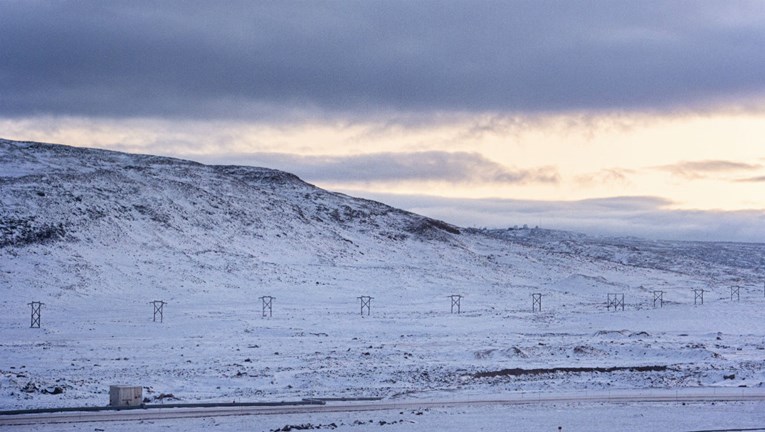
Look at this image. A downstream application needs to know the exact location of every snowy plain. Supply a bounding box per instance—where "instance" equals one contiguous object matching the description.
[1,139,764,430]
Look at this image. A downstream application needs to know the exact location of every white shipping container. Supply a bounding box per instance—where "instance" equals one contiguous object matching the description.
[109,385,143,407]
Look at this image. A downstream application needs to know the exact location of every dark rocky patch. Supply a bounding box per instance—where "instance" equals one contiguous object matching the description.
[474,365,669,378]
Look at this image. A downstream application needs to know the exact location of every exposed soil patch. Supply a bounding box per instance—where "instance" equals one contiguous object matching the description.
[474,365,668,379]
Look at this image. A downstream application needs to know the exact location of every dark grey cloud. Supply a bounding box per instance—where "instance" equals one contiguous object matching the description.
[354,193,765,242]
[1,1,765,120]
[656,160,762,179]
[196,151,559,185]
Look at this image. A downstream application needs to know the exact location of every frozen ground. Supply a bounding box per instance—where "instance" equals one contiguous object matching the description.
[1,139,765,429]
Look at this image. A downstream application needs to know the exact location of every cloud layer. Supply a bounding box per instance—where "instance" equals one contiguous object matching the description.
[2,1,765,119]
[656,160,762,179]
[196,151,559,185]
[356,193,765,243]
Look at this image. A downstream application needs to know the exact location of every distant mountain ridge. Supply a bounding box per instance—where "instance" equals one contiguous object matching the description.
[480,227,764,275]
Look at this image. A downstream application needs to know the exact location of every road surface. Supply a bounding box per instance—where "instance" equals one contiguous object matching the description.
[2,388,764,426]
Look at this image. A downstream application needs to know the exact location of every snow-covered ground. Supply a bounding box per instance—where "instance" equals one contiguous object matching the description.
[3,288,765,408]
[1,139,764,429]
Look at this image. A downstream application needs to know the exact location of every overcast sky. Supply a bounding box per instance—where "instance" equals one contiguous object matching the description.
[2,1,764,242]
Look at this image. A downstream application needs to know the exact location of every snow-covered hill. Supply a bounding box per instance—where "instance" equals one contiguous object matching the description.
[1,138,764,410]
